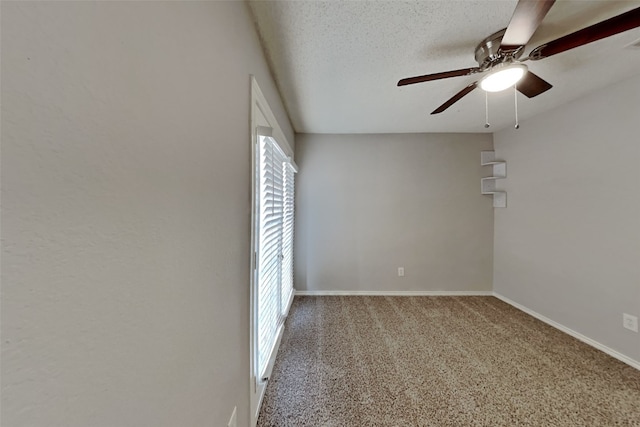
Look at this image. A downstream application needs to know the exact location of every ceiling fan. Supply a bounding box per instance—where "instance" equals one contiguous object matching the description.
[397,0,640,115]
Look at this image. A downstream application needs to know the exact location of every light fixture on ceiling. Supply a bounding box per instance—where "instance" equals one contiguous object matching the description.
[481,63,526,130]
[480,63,528,92]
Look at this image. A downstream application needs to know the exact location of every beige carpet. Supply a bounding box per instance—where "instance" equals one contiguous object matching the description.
[257,296,640,426]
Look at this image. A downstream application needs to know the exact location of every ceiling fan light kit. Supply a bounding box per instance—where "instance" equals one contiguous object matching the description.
[397,0,640,120]
[480,63,527,92]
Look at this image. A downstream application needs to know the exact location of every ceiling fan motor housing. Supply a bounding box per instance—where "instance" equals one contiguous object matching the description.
[475,29,524,68]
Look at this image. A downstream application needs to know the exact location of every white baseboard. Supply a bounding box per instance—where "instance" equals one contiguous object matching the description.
[295,290,493,296]
[494,292,640,371]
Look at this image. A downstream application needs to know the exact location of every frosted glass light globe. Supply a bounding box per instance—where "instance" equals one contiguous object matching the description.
[480,64,527,92]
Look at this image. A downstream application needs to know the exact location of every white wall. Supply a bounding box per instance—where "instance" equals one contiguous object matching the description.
[1,2,293,426]
[493,74,640,364]
[295,133,494,293]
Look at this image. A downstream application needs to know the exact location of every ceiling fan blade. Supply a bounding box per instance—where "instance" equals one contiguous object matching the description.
[517,71,553,98]
[431,82,478,115]
[501,0,556,51]
[529,6,640,60]
[398,68,480,86]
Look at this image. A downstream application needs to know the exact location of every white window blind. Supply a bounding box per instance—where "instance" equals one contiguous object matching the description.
[281,162,295,314]
[256,134,295,379]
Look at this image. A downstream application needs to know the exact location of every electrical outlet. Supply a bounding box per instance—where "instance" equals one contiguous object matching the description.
[397,267,404,277]
[623,313,638,332]
[227,406,237,427]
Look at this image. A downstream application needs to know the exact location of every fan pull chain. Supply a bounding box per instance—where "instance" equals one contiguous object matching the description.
[514,85,520,129]
[484,91,490,128]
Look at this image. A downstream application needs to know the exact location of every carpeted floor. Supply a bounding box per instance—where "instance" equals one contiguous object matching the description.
[257,296,640,426]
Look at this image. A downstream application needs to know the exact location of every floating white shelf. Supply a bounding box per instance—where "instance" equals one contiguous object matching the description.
[481,151,506,208]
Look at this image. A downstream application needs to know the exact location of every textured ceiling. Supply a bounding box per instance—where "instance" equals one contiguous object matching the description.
[249,0,640,134]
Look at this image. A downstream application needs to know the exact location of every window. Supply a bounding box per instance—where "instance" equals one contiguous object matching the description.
[256,134,295,378]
